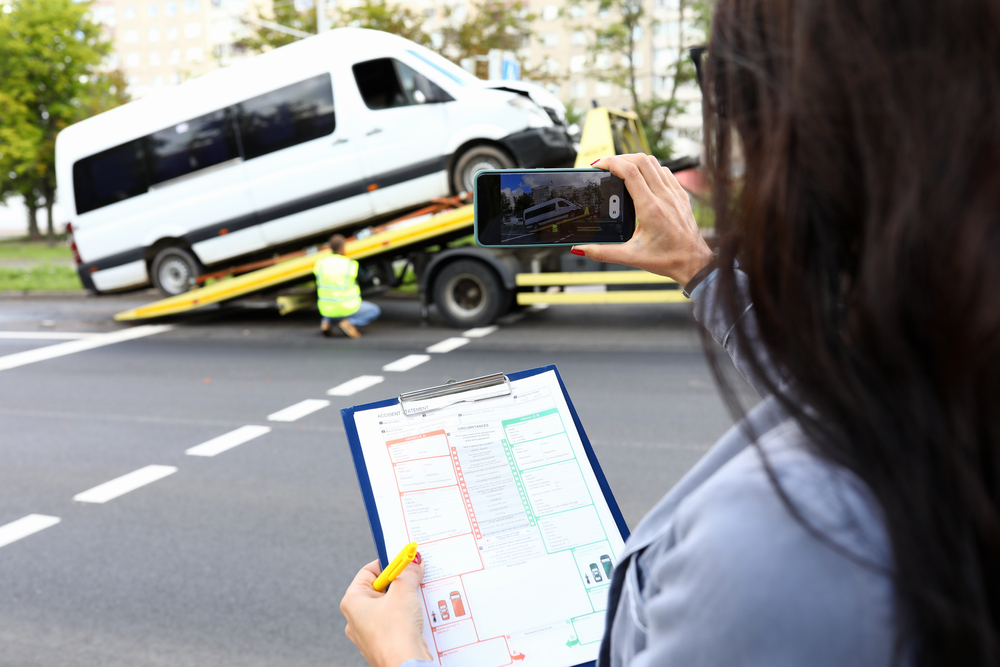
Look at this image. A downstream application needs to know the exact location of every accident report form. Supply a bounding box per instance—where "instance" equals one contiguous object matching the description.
[345,368,627,667]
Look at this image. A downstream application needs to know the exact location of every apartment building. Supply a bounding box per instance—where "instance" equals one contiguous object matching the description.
[90,0,260,98]
[405,0,705,157]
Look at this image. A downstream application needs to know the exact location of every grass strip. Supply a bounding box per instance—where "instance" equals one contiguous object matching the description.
[0,264,82,291]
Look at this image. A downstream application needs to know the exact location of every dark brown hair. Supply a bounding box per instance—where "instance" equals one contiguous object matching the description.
[328,234,347,254]
[703,0,1000,664]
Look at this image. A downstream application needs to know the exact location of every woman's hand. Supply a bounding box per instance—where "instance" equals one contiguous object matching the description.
[340,557,433,667]
[573,154,715,286]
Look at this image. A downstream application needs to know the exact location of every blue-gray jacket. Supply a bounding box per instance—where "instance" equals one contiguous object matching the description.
[403,272,896,667]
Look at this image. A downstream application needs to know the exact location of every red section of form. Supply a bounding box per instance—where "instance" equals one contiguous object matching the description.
[452,446,482,539]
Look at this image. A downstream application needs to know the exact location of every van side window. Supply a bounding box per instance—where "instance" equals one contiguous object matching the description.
[238,74,336,159]
[73,140,148,215]
[146,109,239,185]
[353,58,453,110]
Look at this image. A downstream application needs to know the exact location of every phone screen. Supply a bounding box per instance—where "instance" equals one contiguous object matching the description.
[475,169,635,247]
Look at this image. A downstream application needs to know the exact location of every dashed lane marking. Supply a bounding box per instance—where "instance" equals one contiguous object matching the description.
[0,514,61,549]
[0,324,174,372]
[0,332,97,340]
[185,425,271,457]
[382,354,431,372]
[73,465,178,504]
[327,375,385,396]
[462,326,499,338]
[267,399,331,422]
[426,337,470,353]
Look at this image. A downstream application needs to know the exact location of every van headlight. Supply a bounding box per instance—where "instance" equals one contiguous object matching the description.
[508,96,552,128]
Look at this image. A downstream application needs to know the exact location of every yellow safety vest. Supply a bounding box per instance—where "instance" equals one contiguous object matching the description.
[314,255,361,318]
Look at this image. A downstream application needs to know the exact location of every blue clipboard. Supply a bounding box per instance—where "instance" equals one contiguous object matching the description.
[340,364,630,667]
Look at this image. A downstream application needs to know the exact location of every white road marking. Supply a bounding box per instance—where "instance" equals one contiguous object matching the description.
[327,375,384,396]
[267,399,330,422]
[0,332,96,340]
[73,465,178,504]
[0,324,174,372]
[185,425,271,457]
[426,337,470,353]
[382,354,431,372]
[0,514,61,549]
[462,326,499,338]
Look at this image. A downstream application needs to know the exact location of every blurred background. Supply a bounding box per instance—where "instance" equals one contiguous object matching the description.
[0,0,707,243]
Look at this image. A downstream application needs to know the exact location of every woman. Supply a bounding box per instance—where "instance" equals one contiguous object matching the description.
[340,0,1000,664]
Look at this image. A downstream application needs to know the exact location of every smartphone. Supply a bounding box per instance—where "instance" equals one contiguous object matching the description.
[474,169,635,247]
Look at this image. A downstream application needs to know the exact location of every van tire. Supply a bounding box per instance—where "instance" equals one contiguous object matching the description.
[452,145,515,194]
[433,259,510,328]
[150,246,204,296]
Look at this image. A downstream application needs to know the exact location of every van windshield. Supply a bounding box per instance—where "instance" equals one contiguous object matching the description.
[405,49,477,87]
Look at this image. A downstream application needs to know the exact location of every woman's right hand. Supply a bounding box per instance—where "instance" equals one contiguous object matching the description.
[572,154,715,286]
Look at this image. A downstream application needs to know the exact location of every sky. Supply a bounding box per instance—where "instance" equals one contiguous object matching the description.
[500,172,607,204]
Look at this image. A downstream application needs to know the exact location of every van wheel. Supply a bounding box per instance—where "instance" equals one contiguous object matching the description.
[150,246,204,296]
[452,145,515,194]
[433,260,510,328]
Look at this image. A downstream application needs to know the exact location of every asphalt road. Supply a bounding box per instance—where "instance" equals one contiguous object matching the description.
[0,292,751,667]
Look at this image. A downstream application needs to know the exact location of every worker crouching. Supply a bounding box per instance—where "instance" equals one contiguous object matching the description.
[314,234,381,338]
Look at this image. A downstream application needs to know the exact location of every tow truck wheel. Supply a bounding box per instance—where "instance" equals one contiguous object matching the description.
[150,246,204,296]
[452,145,515,194]
[433,260,510,328]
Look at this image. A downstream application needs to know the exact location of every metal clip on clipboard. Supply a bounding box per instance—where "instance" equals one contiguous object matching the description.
[397,372,512,416]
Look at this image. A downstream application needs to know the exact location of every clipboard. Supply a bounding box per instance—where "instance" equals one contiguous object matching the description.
[341,365,630,667]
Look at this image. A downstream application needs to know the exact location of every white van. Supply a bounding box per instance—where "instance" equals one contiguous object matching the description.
[56,28,575,295]
[522,198,584,231]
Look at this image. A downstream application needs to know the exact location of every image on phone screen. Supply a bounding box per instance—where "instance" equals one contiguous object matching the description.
[475,170,634,246]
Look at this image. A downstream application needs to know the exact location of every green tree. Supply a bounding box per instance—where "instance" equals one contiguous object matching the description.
[235,0,315,53]
[438,0,536,80]
[583,0,709,160]
[513,191,534,217]
[0,0,126,241]
[236,0,429,54]
[335,0,430,46]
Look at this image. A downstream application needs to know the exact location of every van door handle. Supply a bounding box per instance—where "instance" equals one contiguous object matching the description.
[332,137,349,145]
[366,128,383,136]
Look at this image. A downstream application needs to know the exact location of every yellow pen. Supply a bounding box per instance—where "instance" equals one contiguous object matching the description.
[372,541,419,592]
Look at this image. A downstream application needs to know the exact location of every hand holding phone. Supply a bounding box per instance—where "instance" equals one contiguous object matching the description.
[570,154,715,286]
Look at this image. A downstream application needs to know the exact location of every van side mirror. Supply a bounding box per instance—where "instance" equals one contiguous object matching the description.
[413,89,428,104]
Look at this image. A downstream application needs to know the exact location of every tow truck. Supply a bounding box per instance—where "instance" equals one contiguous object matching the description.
[114,108,695,326]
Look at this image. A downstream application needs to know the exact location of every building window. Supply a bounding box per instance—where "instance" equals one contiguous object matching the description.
[123,29,138,43]
[541,5,558,20]
[168,48,181,64]
[633,52,643,68]
[125,52,140,66]
[634,79,643,94]
[167,25,178,40]
[633,26,643,41]
[572,80,587,98]
[184,0,199,12]
[148,27,160,41]
[186,46,204,61]
[169,72,181,84]
[148,3,158,16]
[128,75,142,87]
[184,22,202,38]
[596,81,612,97]
[570,55,586,73]
[164,0,177,15]
[152,75,163,86]
[597,7,610,18]
[149,51,161,65]
[570,5,585,18]
[596,53,611,70]
[572,30,585,46]
[122,5,136,19]
[540,33,558,47]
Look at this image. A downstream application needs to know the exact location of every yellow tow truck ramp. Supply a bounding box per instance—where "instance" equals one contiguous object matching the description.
[114,205,475,322]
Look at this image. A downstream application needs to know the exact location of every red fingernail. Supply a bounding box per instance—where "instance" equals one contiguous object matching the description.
[413,552,422,565]
[570,248,585,256]
[590,159,600,166]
